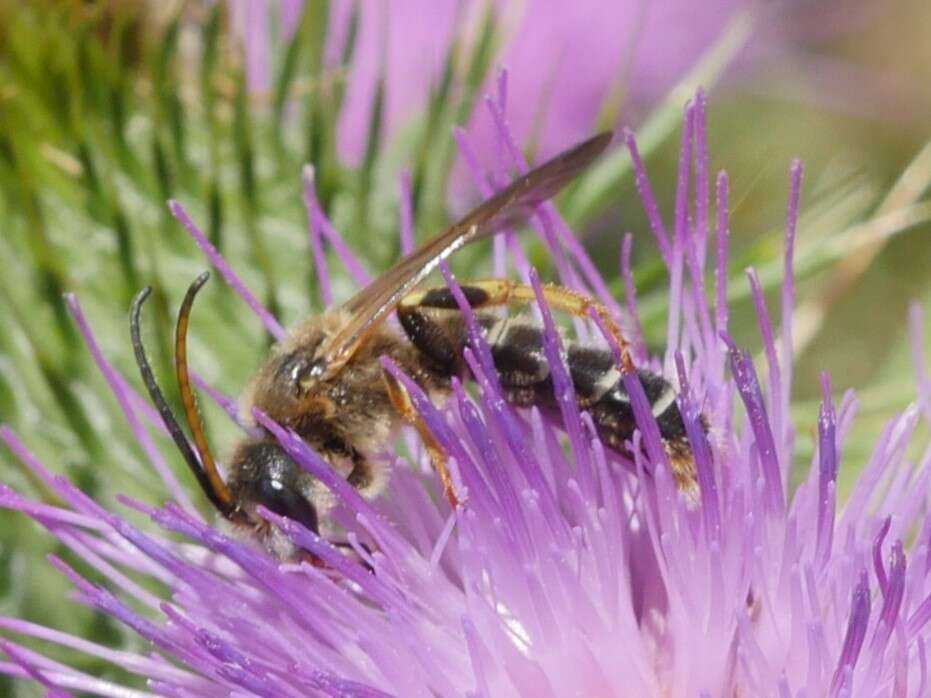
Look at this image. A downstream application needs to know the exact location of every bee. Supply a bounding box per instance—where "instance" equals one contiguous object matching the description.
[130,132,698,557]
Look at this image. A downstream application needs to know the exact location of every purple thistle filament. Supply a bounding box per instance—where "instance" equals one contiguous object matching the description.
[4,93,931,698]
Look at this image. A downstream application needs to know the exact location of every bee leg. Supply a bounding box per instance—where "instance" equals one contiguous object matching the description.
[382,371,462,508]
[402,279,633,370]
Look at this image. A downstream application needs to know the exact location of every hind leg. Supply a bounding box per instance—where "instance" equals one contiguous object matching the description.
[400,279,632,369]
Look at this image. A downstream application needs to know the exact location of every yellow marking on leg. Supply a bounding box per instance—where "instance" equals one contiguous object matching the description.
[383,373,462,508]
[402,279,633,370]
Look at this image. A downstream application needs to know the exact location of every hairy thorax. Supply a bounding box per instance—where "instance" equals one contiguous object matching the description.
[238,311,442,483]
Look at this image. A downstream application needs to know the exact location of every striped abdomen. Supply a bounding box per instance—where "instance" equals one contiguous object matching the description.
[484,319,689,459]
[398,292,700,490]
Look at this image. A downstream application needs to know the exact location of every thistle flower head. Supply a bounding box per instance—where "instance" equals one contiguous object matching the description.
[2,83,931,698]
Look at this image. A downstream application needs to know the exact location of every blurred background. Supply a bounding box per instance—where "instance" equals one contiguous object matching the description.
[0,0,929,691]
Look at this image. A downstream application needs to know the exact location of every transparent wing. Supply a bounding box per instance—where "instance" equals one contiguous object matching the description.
[322,131,613,372]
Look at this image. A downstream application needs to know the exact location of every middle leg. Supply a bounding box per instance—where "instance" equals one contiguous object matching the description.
[383,370,462,507]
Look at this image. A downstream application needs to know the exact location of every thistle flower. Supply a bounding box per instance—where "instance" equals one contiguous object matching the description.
[0,1,764,668]
[3,86,931,697]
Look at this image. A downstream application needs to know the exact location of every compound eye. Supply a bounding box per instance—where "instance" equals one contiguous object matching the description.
[255,474,319,534]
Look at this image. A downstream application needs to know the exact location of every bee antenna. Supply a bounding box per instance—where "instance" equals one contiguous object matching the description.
[174,272,238,515]
[129,276,236,518]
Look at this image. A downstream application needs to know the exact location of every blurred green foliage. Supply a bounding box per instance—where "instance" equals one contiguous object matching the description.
[0,0,929,693]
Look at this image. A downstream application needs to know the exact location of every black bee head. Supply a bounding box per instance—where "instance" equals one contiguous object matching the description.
[228,439,320,539]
